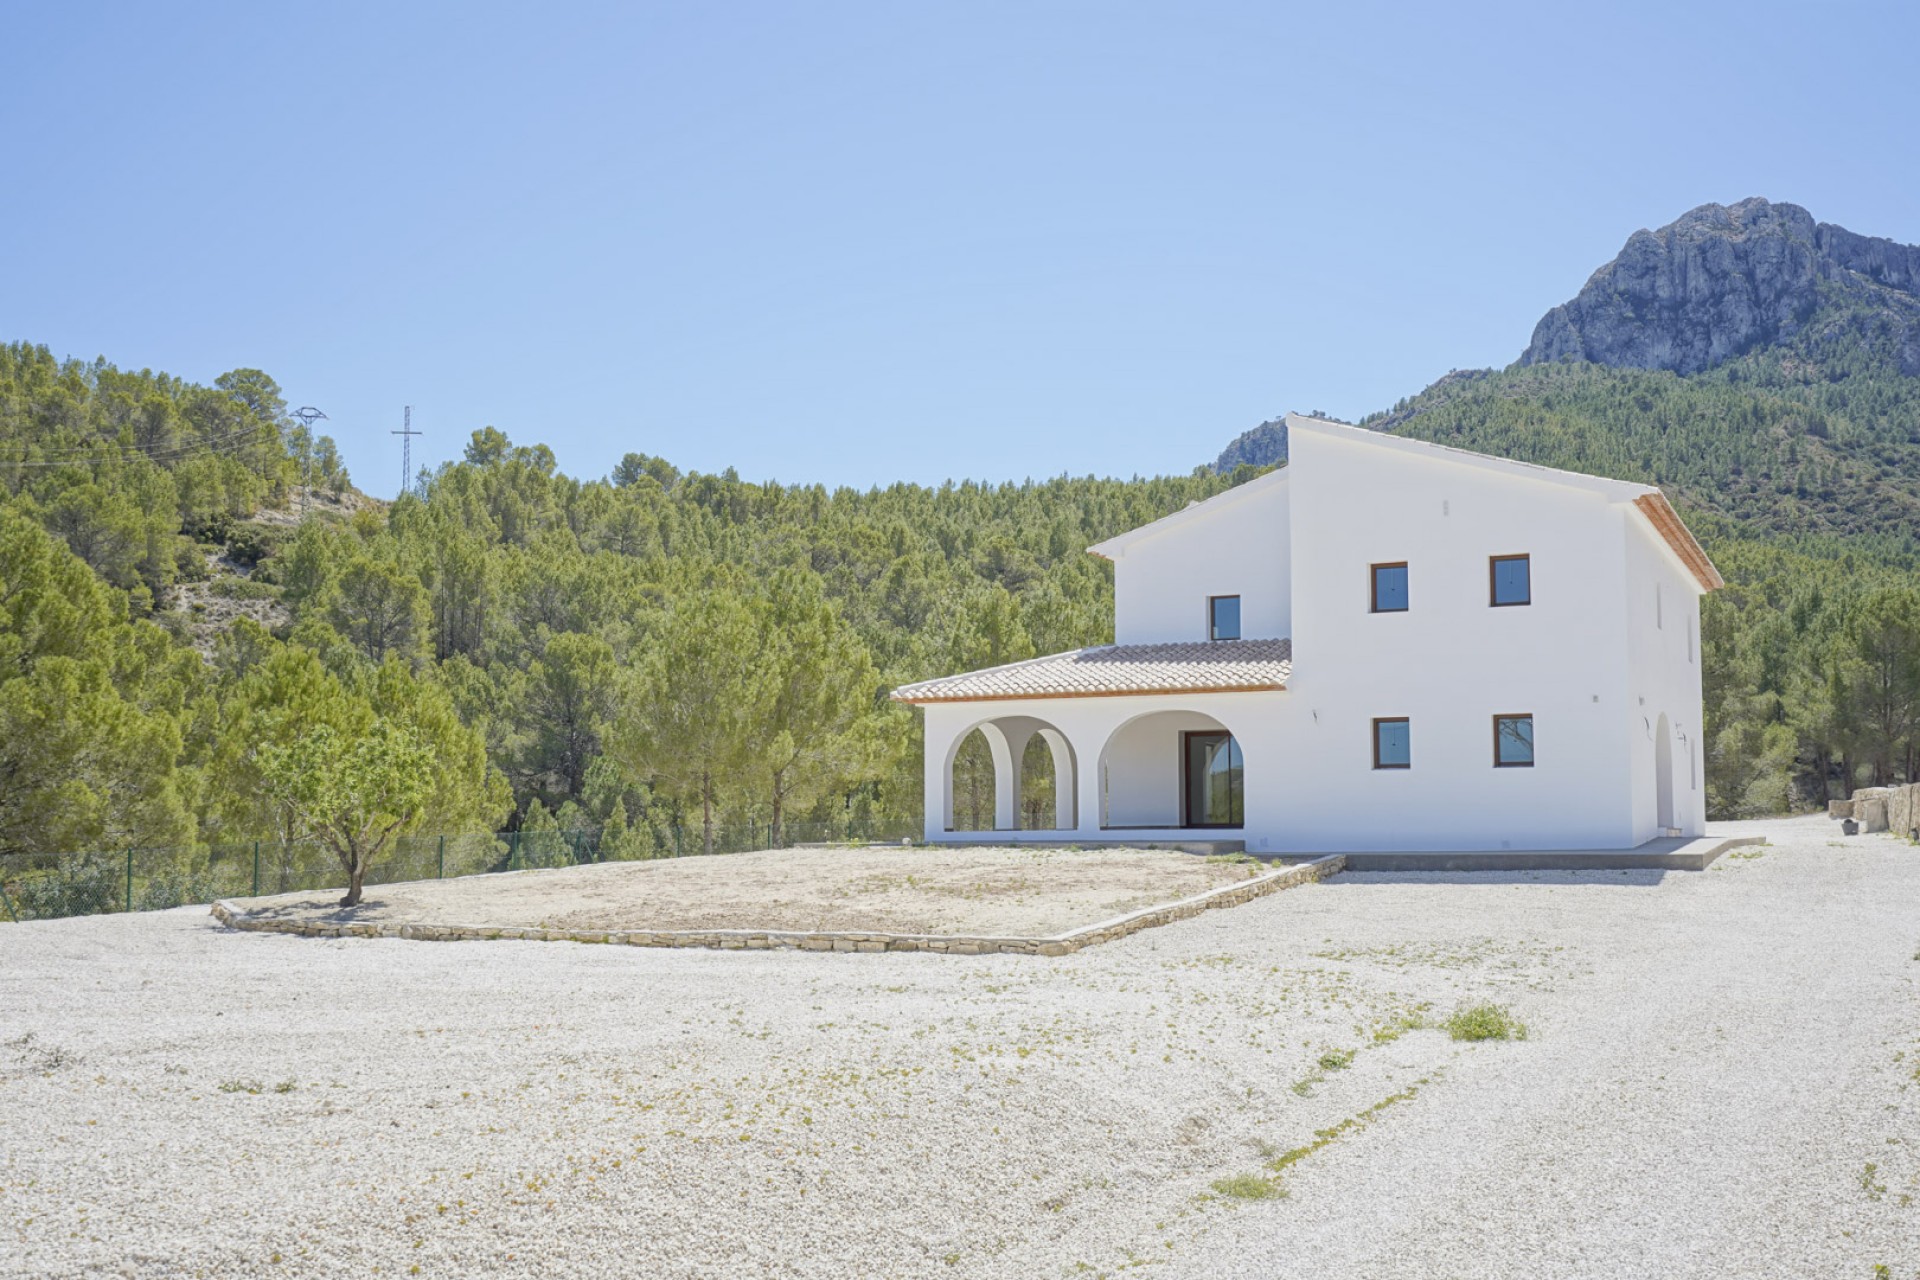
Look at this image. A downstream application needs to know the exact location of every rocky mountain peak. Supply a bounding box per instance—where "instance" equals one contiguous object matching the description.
[1520,197,1920,375]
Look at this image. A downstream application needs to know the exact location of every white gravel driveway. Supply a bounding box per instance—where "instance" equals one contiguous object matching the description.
[2,815,1916,1279]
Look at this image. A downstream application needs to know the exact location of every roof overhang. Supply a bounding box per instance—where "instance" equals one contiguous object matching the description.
[1631,493,1724,592]
[891,639,1293,705]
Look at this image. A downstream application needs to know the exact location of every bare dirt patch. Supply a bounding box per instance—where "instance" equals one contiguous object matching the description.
[228,844,1266,937]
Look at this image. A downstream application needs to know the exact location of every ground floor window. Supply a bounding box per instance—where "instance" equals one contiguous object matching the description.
[1182,731,1243,827]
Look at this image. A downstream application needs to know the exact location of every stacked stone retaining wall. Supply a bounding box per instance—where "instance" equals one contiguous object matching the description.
[210,854,1345,958]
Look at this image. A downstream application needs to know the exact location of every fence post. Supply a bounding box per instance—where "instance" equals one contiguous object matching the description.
[509,830,520,872]
[125,849,134,914]
[0,878,18,923]
[252,841,261,897]
[438,835,446,879]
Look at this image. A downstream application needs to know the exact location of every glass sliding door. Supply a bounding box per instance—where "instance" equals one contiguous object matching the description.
[1182,731,1244,828]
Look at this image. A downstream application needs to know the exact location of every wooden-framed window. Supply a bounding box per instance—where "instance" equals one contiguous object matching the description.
[1489,554,1531,607]
[1208,595,1241,641]
[1493,714,1535,767]
[1372,717,1411,769]
[1370,562,1409,613]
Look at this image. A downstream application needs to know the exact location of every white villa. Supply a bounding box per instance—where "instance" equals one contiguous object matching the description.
[893,414,1721,853]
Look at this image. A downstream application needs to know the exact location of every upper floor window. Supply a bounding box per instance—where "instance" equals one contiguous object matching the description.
[1208,595,1241,641]
[1370,562,1409,613]
[1490,555,1531,607]
[1372,717,1411,769]
[1493,714,1535,767]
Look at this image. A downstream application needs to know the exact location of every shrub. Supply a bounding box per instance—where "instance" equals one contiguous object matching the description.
[1445,1003,1528,1042]
[1210,1172,1287,1201]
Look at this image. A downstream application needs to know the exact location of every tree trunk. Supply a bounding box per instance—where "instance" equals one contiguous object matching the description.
[770,770,786,849]
[339,851,366,908]
[701,770,715,857]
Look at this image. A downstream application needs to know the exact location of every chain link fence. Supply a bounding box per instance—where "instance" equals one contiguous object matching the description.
[0,819,918,924]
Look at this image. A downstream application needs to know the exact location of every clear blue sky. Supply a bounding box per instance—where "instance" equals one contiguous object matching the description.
[5,1,1915,496]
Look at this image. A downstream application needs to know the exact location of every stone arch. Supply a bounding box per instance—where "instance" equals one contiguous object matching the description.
[1097,708,1244,830]
[941,715,1078,832]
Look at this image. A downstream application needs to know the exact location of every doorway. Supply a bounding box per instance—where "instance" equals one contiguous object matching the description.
[1654,713,1674,831]
[1182,731,1244,828]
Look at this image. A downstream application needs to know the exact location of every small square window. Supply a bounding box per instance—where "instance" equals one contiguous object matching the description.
[1490,555,1531,607]
[1372,717,1410,769]
[1208,595,1241,641]
[1370,562,1408,613]
[1494,714,1534,767]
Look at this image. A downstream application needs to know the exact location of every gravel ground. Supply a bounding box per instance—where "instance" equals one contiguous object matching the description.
[1,815,1916,1279]
[226,844,1264,938]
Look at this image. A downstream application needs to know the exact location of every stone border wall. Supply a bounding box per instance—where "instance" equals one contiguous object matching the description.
[209,854,1345,958]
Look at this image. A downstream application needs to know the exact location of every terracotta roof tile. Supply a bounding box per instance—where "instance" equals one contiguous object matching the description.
[891,638,1291,704]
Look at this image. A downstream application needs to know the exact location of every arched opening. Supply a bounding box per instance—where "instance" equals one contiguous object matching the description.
[1020,734,1057,829]
[1098,709,1244,830]
[950,729,999,831]
[941,716,1077,833]
[1654,712,1674,831]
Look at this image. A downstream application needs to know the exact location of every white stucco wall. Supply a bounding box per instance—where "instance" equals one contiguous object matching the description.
[1108,473,1290,644]
[1099,710,1229,828]
[1279,424,1639,850]
[917,419,1712,852]
[1623,515,1709,840]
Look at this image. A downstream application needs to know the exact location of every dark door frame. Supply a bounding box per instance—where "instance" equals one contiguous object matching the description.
[1181,729,1244,829]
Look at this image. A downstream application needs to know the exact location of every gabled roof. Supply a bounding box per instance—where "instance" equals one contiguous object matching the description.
[1288,415,1722,592]
[1287,414,1660,501]
[1086,413,1722,593]
[891,639,1292,704]
[1086,466,1289,561]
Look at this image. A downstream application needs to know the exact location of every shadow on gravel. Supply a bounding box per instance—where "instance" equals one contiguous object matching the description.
[229,898,397,922]
[1325,870,1672,888]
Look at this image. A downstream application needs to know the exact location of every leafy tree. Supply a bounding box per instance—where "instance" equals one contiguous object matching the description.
[0,509,195,858]
[507,631,620,805]
[610,586,769,855]
[257,721,433,907]
[756,571,886,845]
[326,555,429,665]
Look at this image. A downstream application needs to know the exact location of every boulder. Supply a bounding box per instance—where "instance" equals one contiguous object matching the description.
[1861,797,1890,833]
[1828,799,1855,820]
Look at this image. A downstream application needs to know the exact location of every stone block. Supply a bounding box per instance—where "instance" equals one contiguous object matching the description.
[1829,799,1855,820]
[1862,797,1890,832]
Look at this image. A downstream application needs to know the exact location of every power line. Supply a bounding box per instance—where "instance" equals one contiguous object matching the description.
[0,416,280,468]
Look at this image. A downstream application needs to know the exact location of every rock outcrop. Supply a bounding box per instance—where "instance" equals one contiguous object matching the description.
[1520,197,1920,376]
[1213,417,1289,472]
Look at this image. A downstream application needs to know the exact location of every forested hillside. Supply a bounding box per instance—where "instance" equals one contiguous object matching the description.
[1210,199,1920,819]
[0,341,1255,862]
[15,197,1920,863]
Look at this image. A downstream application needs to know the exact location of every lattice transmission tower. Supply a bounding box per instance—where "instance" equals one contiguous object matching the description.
[392,406,421,498]
[289,406,327,516]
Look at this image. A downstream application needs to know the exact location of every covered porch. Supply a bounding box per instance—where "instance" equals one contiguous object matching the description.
[892,639,1290,845]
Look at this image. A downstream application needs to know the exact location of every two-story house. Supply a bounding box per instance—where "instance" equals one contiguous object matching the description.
[893,414,1720,852]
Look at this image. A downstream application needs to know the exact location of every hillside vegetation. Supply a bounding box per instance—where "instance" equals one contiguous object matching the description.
[0,341,1255,863]
[14,194,1920,862]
